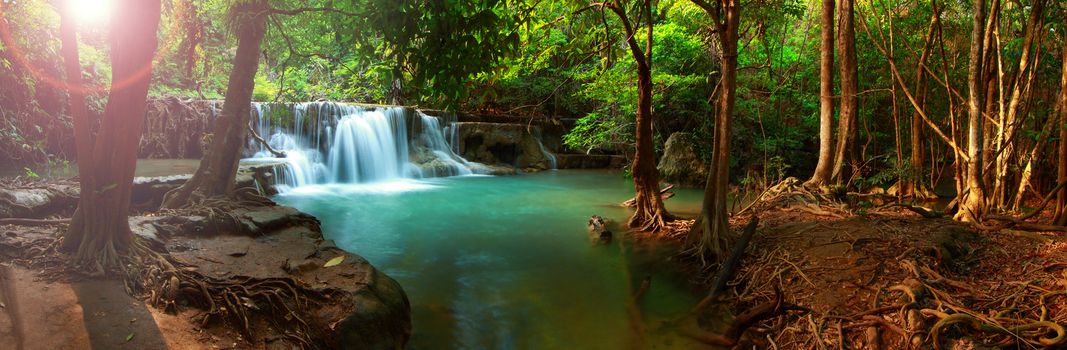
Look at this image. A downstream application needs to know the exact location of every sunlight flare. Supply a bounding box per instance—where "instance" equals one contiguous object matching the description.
[68,0,114,25]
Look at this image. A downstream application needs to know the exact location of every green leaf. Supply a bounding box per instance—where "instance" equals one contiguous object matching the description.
[125,333,135,342]
[323,256,345,268]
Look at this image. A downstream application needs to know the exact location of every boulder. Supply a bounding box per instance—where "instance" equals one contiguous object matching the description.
[452,122,553,171]
[657,132,708,187]
[0,180,79,218]
[137,208,412,349]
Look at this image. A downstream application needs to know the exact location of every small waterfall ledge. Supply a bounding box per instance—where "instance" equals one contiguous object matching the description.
[245,102,557,191]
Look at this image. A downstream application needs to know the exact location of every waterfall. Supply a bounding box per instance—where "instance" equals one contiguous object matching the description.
[247,102,484,190]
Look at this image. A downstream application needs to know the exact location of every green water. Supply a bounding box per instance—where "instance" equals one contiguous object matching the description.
[273,170,711,350]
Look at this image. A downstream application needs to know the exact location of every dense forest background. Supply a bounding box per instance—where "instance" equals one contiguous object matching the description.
[2,0,1065,200]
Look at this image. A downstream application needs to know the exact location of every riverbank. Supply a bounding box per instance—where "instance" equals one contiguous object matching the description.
[0,165,412,349]
[671,184,1067,349]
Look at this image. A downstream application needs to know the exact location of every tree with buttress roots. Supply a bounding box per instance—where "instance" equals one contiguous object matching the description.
[58,0,162,270]
[686,0,739,262]
[161,0,270,209]
[579,0,674,233]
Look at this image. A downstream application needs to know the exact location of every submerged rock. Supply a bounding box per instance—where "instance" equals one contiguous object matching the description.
[657,132,708,187]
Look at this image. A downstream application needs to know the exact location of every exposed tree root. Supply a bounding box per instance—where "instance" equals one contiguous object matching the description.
[125,240,341,348]
[621,184,674,208]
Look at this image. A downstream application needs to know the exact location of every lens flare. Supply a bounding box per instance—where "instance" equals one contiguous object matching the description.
[69,0,114,26]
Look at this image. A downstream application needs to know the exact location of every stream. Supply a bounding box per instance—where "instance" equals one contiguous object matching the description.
[274,170,712,349]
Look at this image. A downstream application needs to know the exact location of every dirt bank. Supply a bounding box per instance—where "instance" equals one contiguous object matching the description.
[680,201,1067,349]
[0,178,411,349]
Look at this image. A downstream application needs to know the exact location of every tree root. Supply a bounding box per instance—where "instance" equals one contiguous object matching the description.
[621,184,674,208]
[680,285,786,347]
[924,309,1066,349]
[125,239,342,348]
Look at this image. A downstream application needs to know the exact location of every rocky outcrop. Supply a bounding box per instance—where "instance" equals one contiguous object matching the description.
[139,98,218,159]
[556,154,628,169]
[657,132,708,187]
[131,205,411,349]
[0,161,288,218]
[0,180,79,218]
[452,122,554,171]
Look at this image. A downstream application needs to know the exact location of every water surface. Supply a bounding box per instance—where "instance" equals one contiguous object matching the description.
[274,170,710,349]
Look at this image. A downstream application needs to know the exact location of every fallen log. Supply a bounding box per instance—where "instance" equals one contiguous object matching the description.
[621,184,675,208]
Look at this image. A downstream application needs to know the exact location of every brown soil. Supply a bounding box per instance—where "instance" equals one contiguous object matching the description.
[682,204,1067,349]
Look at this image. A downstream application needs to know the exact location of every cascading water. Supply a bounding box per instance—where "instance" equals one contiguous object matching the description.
[247,102,485,191]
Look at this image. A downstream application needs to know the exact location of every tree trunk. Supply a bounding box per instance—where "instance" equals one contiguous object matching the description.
[162,1,268,209]
[956,0,987,222]
[832,0,858,184]
[595,0,673,233]
[62,0,163,269]
[993,0,1043,210]
[1055,14,1067,225]
[806,0,835,189]
[905,7,940,199]
[688,0,740,261]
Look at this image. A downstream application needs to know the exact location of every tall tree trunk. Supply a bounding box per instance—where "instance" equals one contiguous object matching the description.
[62,0,163,269]
[806,0,835,188]
[832,0,858,184]
[993,0,1043,210]
[956,0,987,222]
[593,0,673,233]
[162,1,268,209]
[1055,14,1067,225]
[905,6,940,199]
[688,0,739,261]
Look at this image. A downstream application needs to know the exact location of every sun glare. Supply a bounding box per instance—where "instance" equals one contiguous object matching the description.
[69,0,114,25]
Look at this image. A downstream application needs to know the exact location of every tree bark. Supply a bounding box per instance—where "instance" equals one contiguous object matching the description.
[832,0,858,184]
[62,0,163,269]
[1055,13,1067,225]
[904,6,940,199]
[593,0,673,233]
[687,0,740,261]
[993,0,1043,209]
[956,0,987,222]
[162,1,269,209]
[806,0,835,188]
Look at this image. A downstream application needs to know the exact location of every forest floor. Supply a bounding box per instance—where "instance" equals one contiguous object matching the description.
[675,187,1067,349]
[0,176,410,349]
[0,225,256,349]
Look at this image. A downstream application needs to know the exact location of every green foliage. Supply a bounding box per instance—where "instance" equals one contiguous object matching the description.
[23,167,39,178]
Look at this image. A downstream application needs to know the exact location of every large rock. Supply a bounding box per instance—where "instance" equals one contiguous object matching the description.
[0,161,289,218]
[137,206,412,349]
[657,132,708,187]
[556,154,628,169]
[452,122,553,171]
[0,180,79,218]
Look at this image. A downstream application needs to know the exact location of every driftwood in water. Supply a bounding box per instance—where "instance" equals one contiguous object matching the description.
[689,217,760,315]
[621,184,675,208]
[682,287,784,347]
